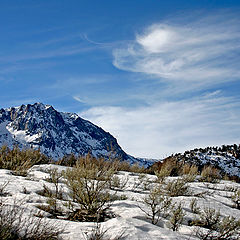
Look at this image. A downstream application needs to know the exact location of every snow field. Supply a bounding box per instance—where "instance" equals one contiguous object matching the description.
[0,164,239,240]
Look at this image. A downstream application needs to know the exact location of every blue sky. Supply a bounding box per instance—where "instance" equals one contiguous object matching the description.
[1,0,240,158]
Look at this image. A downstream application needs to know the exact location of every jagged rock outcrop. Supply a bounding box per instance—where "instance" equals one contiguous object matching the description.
[0,103,129,161]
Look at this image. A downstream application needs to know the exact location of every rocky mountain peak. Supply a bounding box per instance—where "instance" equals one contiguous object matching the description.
[0,103,130,161]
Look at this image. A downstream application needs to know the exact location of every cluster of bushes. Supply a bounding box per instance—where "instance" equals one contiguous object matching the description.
[0,145,240,239]
[36,154,130,223]
[191,207,240,240]
[0,145,50,176]
[152,157,230,183]
[139,171,240,239]
[0,198,63,240]
[57,153,148,174]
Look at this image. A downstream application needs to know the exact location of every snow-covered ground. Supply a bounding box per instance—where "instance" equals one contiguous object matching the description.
[0,164,239,240]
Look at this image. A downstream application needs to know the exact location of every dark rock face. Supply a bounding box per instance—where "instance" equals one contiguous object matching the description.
[0,103,129,160]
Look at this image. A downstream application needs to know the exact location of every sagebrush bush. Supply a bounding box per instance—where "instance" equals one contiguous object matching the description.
[164,178,190,197]
[190,198,200,214]
[46,168,64,200]
[154,158,181,183]
[231,188,240,209]
[83,222,124,240]
[181,164,198,182]
[168,202,185,231]
[199,166,221,183]
[191,207,220,229]
[181,164,198,175]
[84,223,107,240]
[0,182,9,197]
[193,207,240,240]
[109,175,128,191]
[0,145,50,176]
[63,154,117,221]
[0,199,63,239]
[127,163,145,173]
[140,186,172,225]
[155,167,171,183]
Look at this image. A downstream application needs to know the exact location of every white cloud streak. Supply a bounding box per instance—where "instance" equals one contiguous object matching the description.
[97,12,240,158]
[73,96,86,103]
[113,13,240,88]
[81,93,240,158]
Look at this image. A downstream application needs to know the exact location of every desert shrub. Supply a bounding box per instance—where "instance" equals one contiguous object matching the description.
[45,168,64,200]
[131,174,152,192]
[155,167,171,183]
[84,223,108,240]
[190,198,200,214]
[74,154,118,180]
[199,166,221,183]
[137,174,152,191]
[63,155,117,222]
[0,199,63,239]
[168,202,185,231]
[155,158,181,183]
[83,222,124,240]
[231,188,240,209]
[124,162,145,173]
[0,145,50,176]
[37,184,55,198]
[58,153,121,170]
[109,175,128,191]
[56,153,77,167]
[223,174,230,181]
[0,182,9,197]
[181,164,198,182]
[191,207,220,229]
[36,182,64,217]
[116,161,131,172]
[139,186,172,225]
[164,178,190,197]
[36,198,63,218]
[182,164,198,175]
[195,215,240,240]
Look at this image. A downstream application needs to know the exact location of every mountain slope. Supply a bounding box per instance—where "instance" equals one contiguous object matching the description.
[0,103,130,161]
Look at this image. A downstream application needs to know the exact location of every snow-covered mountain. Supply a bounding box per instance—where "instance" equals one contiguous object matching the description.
[0,102,133,161]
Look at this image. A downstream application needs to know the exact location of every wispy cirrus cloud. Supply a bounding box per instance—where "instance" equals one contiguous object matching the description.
[80,11,240,158]
[113,12,240,89]
[81,93,240,158]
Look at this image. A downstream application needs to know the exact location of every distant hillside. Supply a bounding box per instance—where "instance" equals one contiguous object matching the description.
[157,144,240,177]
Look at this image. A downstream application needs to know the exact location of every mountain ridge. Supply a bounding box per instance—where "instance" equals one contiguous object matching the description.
[0,102,134,163]
[155,144,240,178]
